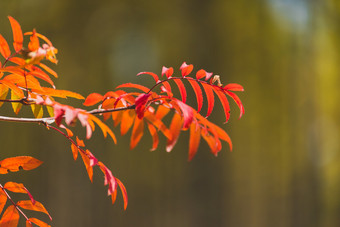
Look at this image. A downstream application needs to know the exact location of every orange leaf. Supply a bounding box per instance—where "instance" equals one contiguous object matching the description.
[130,117,144,149]
[0,84,9,107]
[161,66,173,78]
[39,63,58,78]
[116,178,128,210]
[28,29,39,51]
[0,80,24,98]
[212,87,230,123]
[188,80,203,112]
[173,78,187,103]
[166,113,183,152]
[201,83,215,117]
[0,205,19,227]
[0,190,7,215]
[120,110,136,136]
[147,123,159,151]
[201,131,220,156]
[160,81,173,97]
[17,200,52,220]
[144,111,172,140]
[83,93,103,106]
[8,16,23,52]
[79,151,93,182]
[0,156,42,173]
[0,34,11,58]
[4,182,35,205]
[155,105,171,120]
[71,144,78,160]
[224,83,244,91]
[180,62,193,77]
[27,218,50,227]
[188,123,201,161]
[88,114,117,144]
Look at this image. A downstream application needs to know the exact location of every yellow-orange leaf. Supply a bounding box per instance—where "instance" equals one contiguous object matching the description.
[39,63,58,78]
[27,218,51,227]
[88,114,117,144]
[147,123,159,151]
[0,80,24,99]
[8,16,23,52]
[17,200,51,220]
[116,178,128,210]
[4,182,27,193]
[0,84,9,107]
[0,205,19,227]
[0,190,7,215]
[31,104,43,118]
[83,93,103,106]
[0,156,43,173]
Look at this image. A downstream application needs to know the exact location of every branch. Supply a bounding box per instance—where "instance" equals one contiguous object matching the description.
[0,104,136,124]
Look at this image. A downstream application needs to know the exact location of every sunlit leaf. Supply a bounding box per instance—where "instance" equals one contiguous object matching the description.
[79,151,93,182]
[147,123,159,151]
[180,62,193,77]
[201,83,214,117]
[0,156,43,173]
[71,144,78,160]
[27,218,51,227]
[17,200,52,220]
[88,114,117,144]
[212,87,230,123]
[0,190,7,215]
[130,117,144,149]
[188,122,201,161]
[116,178,128,210]
[0,205,19,227]
[0,80,24,99]
[225,90,245,119]
[0,34,11,59]
[137,71,159,82]
[166,113,183,152]
[120,110,136,135]
[8,16,23,52]
[223,83,244,91]
[28,29,39,51]
[83,93,103,106]
[187,80,203,112]
[4,182,35,205]
[173,79,187,103]
[0,84,9,107]
[31,104,43,118]
[161,66,173,78]
[116,83,150,93]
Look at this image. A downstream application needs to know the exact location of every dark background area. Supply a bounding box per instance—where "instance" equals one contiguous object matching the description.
[1,0,340,226]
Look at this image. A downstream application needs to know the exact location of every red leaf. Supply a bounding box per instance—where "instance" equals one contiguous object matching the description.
[226,91,245,119]
[201,83,215,117]
[180,62,193,77]
[130,117,144,149]
[83,93,103,106]
[160,81,173,97]
[188,122,201,161]
[173,79,187,103]
[116,178,128,210]
[17,200,52,220]
[224,83,244,91]
[188,80,203,112]
[175,100,193,129]
[137,71,159,82]
[116,83,150,93]
[0,34,11,58]
[212,87,230,123]
[135,93,151,119]
[0,205,19,227]
[161,66,173,78]
[147,123,159,151]
[0,190,7,215]
[196,69,212,80]
[0,156,43,173]
[8,16,23,52]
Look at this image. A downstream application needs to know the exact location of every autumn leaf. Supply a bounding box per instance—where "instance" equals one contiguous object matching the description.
[4,182,35,205]
[17,200,52,220]
[0,205,19,227]
[8,16,23,52]
[0,190,7,214]
[0,156,43,173]
[27,218,51,227]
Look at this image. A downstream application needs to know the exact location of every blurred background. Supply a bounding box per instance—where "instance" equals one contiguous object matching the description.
[0,0,339,226]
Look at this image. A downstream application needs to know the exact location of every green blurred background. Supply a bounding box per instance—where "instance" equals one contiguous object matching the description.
[1,0,340,226]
